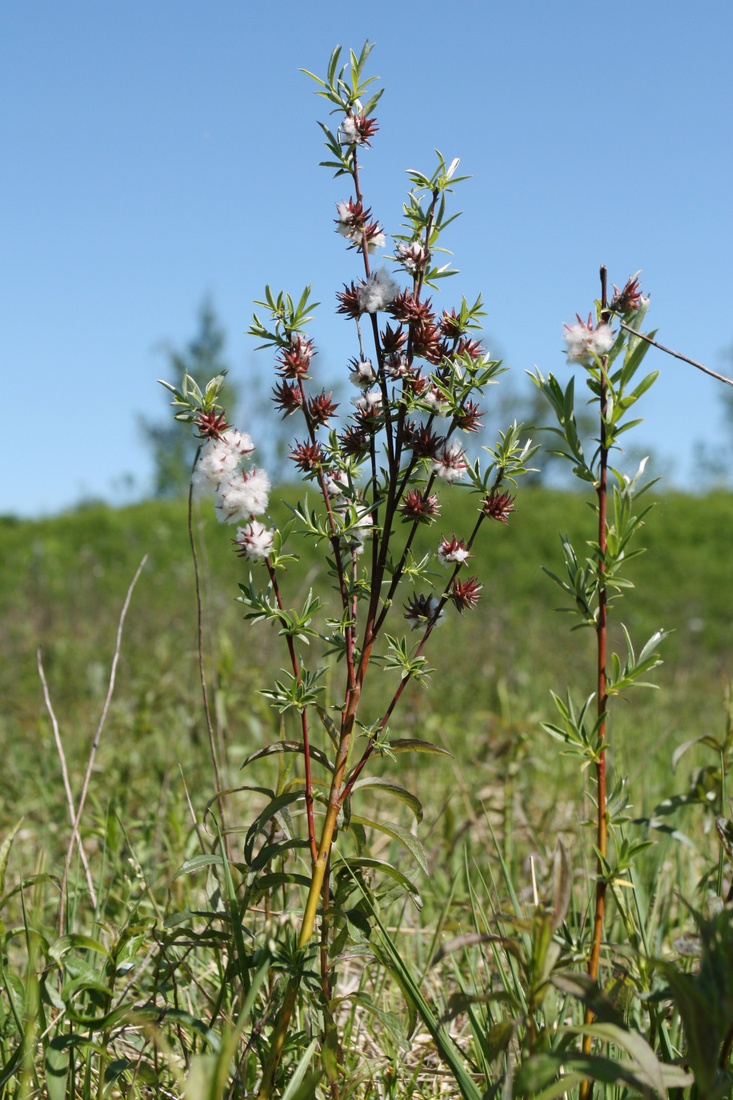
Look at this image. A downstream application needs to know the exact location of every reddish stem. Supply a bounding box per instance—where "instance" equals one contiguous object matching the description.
[581,266,611,1093]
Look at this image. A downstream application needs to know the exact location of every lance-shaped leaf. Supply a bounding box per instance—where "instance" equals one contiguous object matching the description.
[241,740,334,774]
[388,737,453,757]
[332,854,423,909]
[244,791,304,864]
[350,815,428,875]
[351,776,423,823]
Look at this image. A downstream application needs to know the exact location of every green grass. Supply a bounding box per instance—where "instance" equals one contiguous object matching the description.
[2,488,733,1097]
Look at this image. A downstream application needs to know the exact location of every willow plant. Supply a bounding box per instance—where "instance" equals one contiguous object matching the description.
[532,267,667,1072]
[164,41,536,1097]
[162,38,534,1095]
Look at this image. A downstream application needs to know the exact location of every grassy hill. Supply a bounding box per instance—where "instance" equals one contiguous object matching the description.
[3,487,732,822]
[2,488,733,1096]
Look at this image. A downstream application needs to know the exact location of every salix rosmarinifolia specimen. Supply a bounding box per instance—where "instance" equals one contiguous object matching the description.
[532,268,668,1059]
[166,42,536,1095]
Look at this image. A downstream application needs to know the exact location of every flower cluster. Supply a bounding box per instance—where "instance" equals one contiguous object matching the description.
[335,198,386,253]
[234,519,275,561]
[404,592,443,631]
[437,535,471,566]
[395,240,431,274]
[610,275,644,315]
[339,108,378,146]
[357,268,400,314]
[192,427,275,561]
[238,52,534,652]
[563,314,615,364]
[192,430,254,495]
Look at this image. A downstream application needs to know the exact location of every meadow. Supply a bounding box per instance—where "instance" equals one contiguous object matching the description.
[2,486,733,1097]
[5,35,733,1100]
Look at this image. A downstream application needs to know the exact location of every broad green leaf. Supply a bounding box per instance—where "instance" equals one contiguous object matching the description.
[515,1050,649,1096]
[249,837,311,873]
[249,872,311,898]
[575,1023,666,1096]
[550,841,571,931]
[431,932,496,966]
[550,972,624,1027]
[0,872,58,910]
[45,1034,71,1100]
[672,735,718,771]
[49,934,110,961]
[486,1019,515,1064]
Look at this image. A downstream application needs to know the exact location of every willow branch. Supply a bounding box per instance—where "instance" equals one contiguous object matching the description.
[619,321,733,388]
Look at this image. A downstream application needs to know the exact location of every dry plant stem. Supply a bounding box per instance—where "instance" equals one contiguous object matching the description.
[196,505,231,791]
[618,321,733,388]
[187,476,231,858]
[37,647,97,907]
[59,554,147,935]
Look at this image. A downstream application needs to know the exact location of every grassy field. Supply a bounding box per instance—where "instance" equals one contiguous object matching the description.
[2,488,733,1097]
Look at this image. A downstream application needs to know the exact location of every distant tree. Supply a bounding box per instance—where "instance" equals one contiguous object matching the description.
[141,301,239,498]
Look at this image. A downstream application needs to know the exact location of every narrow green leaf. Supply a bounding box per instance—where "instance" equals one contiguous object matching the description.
[0,819,23,898]
[389,738,453,757]
[241,740,334,773]
[172,853,225,881]
[244,791,304,864]
[280,1038,322,1100]
[361,893,482,1100]
[316,705,341,749]
[350,815,428,875]
[333,855,422,907]
[351,776,423,822]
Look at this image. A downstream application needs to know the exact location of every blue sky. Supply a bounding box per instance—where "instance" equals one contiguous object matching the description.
[3,0,732,516]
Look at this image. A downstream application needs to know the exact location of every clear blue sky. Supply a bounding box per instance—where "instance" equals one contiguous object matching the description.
[3,0,732,517]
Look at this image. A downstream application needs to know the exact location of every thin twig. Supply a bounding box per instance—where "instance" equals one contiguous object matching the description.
[619,320,733,388]
[59,554,148,934]
[188,475,231,858]
[37,647,97,907]
[178,763,207,856]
